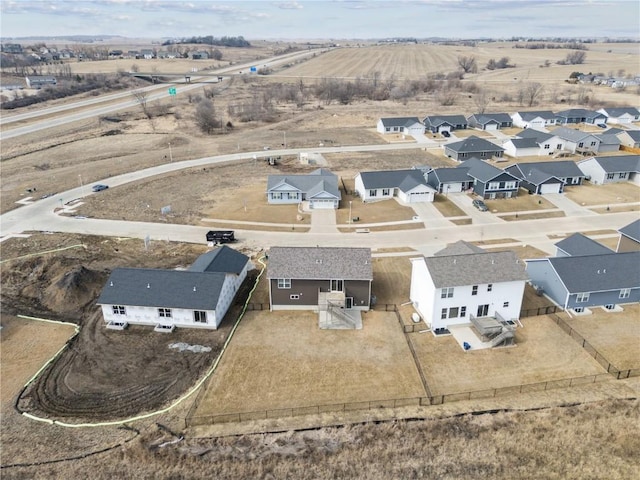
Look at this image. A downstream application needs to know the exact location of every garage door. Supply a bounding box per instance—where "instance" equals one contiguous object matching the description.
[444,183,463,193]
[407,192,432,203]
[540,183,562,194]
[408,126,424,135]
[311,199,335,209]
[485,123,498,131]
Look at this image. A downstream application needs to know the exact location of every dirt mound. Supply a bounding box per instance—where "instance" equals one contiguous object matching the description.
[42,265,105,313]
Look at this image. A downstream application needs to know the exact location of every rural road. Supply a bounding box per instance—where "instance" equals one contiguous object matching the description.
[1,144,636,255]
[0,48,326,140]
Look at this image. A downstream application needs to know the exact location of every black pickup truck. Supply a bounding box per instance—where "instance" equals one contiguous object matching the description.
[206,230,236,244]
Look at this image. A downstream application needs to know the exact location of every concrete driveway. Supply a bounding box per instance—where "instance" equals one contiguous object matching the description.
[409,201,454,228]
[309,209,338,234]
[544,193,597,216]
[446,193,504,225]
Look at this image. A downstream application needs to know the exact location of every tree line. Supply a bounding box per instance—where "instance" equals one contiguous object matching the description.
[163,36,251,48]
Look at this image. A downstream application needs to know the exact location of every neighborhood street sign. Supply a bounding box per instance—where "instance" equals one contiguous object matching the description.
[168,87,177,95]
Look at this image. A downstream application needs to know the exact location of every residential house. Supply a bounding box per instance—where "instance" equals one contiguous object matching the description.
[597,107,640,124]
[614,129,640,149]
[444,135,505,161]
[140,49,154,59]
[551,126,601,155]
[190,51,210,60]
[376,117,425,136]
[410,241,528,331]
[25,76,57,89]
[554,233,613,257]
[510,110,557,130]
[354,169,436,203]
[577,155,640,185]
[503,128,570,157]
[467,113,513,130]
[1,43,23,54]
[97,246,251,330]
[459,158,520,199]
[266,168,341,209]
[426,167,474,193]
[525,252,640,312]
[555,108,607,125]
[267,246,372,311]
[423,114,467,133]
[505,160,585,194]
[109,50,123,58]
[594,133,621,153]
[616,219,640,252]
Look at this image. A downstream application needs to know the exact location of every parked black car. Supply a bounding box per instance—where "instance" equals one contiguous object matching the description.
[206,230,236,244]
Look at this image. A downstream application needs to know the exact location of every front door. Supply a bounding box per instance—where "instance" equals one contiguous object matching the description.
[477,304,489,317]
[345,297,353,309]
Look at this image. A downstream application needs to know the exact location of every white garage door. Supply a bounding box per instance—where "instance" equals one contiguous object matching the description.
[540,183,562,194]
[444,183,463,193]
[408,126,424,135]
[485,123,498,131]
[439,126,451,133]
[311,199,335,209]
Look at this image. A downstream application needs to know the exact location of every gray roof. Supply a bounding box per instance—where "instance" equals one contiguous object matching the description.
[508,161,584,180]
[458,158,517,183]
[547,252,640,293]
[267,247,372,281]
[581,154,640,173]
[515,110,556,121]
[428,167,471,184]
[189,246,249,274]
[358,169,432,193]
[425,250,528,288]
[267,168,341,200]
[97,268,226,310]
[509,137,540,149]
[516,128,554,142]
[434,240,485,256]
[594,133,621,145]
[551,126,597,143]
[619,219,640,242]
[621,130,640,141]
[445,136,504,154]
[506,165,559,186]
[599,107,640,117]
[555,233,613,256]
[468,113,512,125]
[423,114,467,127]
[555,109,604,120]
[380,117,422,128]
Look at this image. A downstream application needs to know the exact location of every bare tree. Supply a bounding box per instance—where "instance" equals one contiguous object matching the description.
[518,82,544,107]
[473,88,491,114]
[457,55,478,74]
[563,51,587,65]
[194,98,220,133]
[132,89,150,118]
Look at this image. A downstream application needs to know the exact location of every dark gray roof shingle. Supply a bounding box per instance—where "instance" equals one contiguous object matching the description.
[548,252,640,293]
[445,135,505,153]
[619,219,640,242]
[458,158,517,183]
[267,247,372,280]
[515,110,556,121]
[380,117,422,128]
[358,169,432,192]
[555,233,613,256]
[582,155,640,173]
[189,246,249,274]
[267,168,341,199]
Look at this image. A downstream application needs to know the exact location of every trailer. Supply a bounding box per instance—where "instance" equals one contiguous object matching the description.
[206,230,236,244]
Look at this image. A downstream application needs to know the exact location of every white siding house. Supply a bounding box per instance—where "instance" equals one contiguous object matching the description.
[577,155,640,185]
[510,111,557,130]
[410,242,528,331]
[354,169,435,203]
[376,117,425,136]
[597,107,640,125]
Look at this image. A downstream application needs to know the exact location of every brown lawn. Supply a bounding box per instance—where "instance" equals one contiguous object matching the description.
[564,182,640,206]
[432,194,467,217]
[411,316,605,396]
[561,304,640,371]
[485,190,557,213]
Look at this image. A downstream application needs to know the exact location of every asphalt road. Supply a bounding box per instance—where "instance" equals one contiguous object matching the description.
[1,145,636,254]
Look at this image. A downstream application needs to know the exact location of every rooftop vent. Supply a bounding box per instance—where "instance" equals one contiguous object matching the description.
[147,283,151,288]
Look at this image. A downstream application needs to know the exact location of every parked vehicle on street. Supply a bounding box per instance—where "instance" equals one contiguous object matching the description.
[472,199,489,211]
[92,184,109,192]
[206,230,236,244]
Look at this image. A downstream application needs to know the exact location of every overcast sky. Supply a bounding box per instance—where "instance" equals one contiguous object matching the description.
[1,0,639,40]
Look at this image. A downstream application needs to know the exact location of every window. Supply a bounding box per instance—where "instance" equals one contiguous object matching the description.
[576,292,590,303]
[487,182,499,191]
[477,304,489,317]
[503,302,509,308]
[330,279,344,292]
[441,308,448,319]
[620,288,631,299]
[271,192,282,200]
[194,311,207,323]
[460,306,467,317]
[158,308,172,318]
[578,142,584,148]
[499,181,506,189]
[606,173,615,180]
[112,305,126,315]
[369,189,377,197]
[604,304,615,310]
[505,181,517,189]
[557,144,562,150]
[574,307,584,313]
[277,278,291,289]
[487,284,493,292]
[544,144,550,149]
[448,307,459,318]
[290,294,300,300]
[619,173,627,179]
[441,287,454,299]
[590,141,596,146]
[382,188,390,196]
[472,285,478,296]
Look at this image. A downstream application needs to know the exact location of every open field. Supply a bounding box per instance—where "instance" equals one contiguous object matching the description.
[193,311,425,419]
[412,315,606,396]
[562,304,640,371]
[565,181,640,206]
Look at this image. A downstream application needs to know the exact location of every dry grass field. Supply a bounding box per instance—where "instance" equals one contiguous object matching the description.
[564,181,640,206]
[432,194,468,217]
[485,190,557,213]
[193,311,425,419]
[561,305,640,371]
[411,315,606,396]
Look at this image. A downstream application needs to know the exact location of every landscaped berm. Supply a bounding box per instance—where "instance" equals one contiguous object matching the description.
[191,310,425,423]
